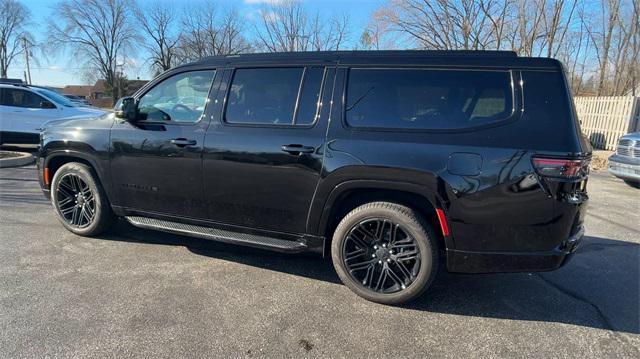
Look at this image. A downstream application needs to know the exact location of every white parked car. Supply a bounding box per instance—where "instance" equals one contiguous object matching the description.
[0,83,107,145]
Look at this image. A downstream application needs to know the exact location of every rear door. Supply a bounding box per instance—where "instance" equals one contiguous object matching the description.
[202,66,334,234]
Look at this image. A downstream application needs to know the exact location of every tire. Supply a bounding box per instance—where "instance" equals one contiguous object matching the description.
[623,180,640,189]
[50,162,114,236]
[331,202,439,305]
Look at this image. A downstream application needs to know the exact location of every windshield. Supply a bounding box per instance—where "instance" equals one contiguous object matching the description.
[33,88,77,107]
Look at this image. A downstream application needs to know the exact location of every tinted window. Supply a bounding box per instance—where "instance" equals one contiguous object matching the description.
[295,67,325,125]
[521,71,578,147]
[225,68,303,125]
[345,69,513,130]
[0,88,49,109]
[138,70,215,123]
[33,87,76,107]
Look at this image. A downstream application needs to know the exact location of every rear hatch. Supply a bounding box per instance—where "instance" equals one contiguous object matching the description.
[522,67,590,241]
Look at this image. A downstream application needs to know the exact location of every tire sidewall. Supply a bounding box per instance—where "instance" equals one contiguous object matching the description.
[51,163,107,236]
[331,204,437,305]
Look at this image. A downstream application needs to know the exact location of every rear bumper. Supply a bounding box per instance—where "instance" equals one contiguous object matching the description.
[446,225,584,273]
[608,154,640,182]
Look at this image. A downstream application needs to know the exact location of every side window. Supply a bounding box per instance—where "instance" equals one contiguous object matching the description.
[345,69,513,130]
[1,88,48,109]
[138,70,215,123]
[295,67,325,125]
[225,68,303,125]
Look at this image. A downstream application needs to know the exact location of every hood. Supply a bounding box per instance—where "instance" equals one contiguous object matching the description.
[42,112,114,130]
[619,132,640,141]
[63,106,108,116]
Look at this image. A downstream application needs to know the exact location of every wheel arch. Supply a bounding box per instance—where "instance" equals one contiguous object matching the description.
[314,180,453,254]
[44,151,110,197]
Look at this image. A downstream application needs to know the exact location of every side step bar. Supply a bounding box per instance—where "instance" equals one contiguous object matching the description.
[125,216,308,253]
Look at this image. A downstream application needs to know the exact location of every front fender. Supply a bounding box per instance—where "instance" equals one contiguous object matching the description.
[38,117,113,199]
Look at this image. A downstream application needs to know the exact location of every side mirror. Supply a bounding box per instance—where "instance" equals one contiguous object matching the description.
[114,96,138,121]
[40,101,56,109]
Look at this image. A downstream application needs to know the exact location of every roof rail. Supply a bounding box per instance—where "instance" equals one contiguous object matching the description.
[178,49,531,70]
[0,78,25,85]
[204,49,519,60]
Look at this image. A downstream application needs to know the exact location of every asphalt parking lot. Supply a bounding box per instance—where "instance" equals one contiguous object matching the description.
[0,162,638,358]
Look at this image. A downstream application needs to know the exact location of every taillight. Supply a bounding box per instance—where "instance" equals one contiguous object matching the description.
[435,208,450,237]
[532,157,589,179]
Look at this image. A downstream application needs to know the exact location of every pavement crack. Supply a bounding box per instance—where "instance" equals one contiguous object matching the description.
[577,242,638,253]
[534,273,638,354]
[586,213,640,234]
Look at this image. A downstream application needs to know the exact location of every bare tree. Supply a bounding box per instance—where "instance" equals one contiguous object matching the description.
[0,0,31,78]
[586,0,620,95]
[358,9,400,50]
[375,0,501,50]
[369,0,640,96]
[327,13,351,51]
[374,0,581,56]
[254,0,351,52]
[479,0,513,51]
[609,0,639,95]
[556,3,592,95]
[580,0,639,95]
[48,0,139,102]
[359,28,380,50]
[136,1,178,74]
[541,0,578,58]
[628,1,640,95]
[176,3,251,63]
[255,0,309,52]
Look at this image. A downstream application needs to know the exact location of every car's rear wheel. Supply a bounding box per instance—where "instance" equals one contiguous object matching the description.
[331,202,439,305]
[51,162,114,236]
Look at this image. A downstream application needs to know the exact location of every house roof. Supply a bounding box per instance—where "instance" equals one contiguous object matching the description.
[92,79,107,93]
[126,80,148,92]
[62,85,93,97]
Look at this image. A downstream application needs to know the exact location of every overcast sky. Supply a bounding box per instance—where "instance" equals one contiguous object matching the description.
[8,0,382,87]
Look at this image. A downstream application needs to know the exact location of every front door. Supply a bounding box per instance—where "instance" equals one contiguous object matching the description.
[203,66,335,234]
[110,69,217,218]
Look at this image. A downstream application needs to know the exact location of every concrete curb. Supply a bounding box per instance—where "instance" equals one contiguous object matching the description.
[0,152,35,168]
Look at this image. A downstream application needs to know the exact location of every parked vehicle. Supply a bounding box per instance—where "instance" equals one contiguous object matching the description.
[608,132,640,188]
[0,78,25,84]
[0,83,106,144]
[37,51,591,304]
[63,94,92,106]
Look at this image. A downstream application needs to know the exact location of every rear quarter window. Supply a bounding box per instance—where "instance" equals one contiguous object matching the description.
[521,70,582,151]
[345,68,514,130]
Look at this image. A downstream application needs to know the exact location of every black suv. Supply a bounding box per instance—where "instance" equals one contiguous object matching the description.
[37,51,591,304]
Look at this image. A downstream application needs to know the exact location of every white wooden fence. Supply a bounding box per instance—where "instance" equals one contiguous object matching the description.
[574,96,640,150]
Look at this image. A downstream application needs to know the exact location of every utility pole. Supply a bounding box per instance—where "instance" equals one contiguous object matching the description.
[22,37,31,84]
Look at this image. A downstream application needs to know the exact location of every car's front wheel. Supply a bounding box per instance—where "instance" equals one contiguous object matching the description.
[331,202,439,305]
[50,162,114,236]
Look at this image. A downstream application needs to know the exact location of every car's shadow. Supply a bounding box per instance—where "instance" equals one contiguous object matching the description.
[101,220,639,335]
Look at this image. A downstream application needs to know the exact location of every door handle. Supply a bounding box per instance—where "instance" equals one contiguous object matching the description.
[281,144,315,155]
[170,138,197,147]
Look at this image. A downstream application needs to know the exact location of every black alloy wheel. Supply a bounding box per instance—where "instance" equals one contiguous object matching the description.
[50,162,114,236]
[56,173,96,228]
[331,202,438,305]
[343,219,421,293]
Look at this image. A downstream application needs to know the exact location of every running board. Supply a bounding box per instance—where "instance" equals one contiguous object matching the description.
[125,216,308,253]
